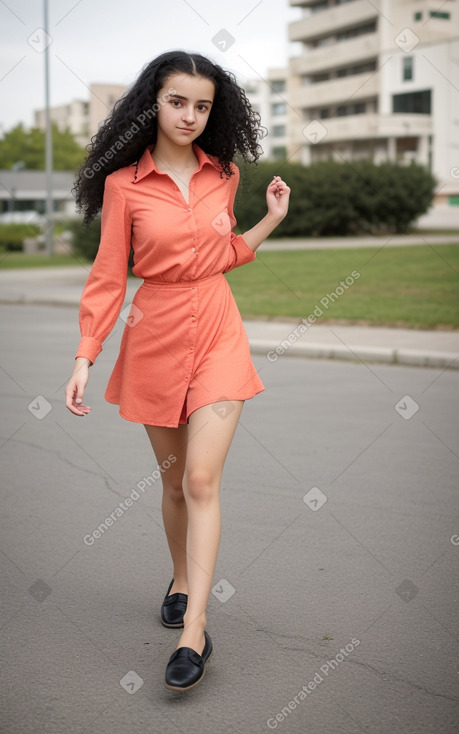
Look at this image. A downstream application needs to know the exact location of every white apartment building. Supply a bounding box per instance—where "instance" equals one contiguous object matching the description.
[244,68,289,160]
[34,99,89,147]
[35,84,127,147]
[288,0,459,205]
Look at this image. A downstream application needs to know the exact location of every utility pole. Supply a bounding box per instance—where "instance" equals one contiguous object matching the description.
[44,0,53,255]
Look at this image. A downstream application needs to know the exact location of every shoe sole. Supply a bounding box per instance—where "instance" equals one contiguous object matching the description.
[161,618,184,629]
[164,646,213,692]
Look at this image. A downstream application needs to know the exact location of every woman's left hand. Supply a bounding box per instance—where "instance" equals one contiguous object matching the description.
[266,176,291,221]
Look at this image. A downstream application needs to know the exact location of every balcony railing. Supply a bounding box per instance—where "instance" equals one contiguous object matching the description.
[291,113,433,145]
[290,32,378,75]
[289,0,379,42]
[289,72,380,109]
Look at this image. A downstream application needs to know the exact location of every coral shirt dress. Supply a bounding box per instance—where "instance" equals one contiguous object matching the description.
[75,142,265,428]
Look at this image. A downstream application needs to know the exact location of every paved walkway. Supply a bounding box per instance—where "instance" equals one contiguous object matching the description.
[1,303,458,733]
[0,263,458,370]
[261,233,459,250]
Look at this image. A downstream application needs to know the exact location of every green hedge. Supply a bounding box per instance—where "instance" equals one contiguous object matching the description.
[68,218,101,261]
[0,223,41,251]
[235,158,436,236]
[69,218,135,270]
[69,158,436,262]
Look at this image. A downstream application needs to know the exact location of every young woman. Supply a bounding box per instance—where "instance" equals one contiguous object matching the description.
[65,50,290,692]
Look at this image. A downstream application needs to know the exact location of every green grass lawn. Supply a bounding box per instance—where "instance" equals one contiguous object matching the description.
[2,244,458,328]
[225,244,459,328]
[0,253,90,269]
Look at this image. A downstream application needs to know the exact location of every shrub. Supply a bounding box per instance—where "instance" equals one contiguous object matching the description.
[0,223,41,251]
[235,158,436,236]
[69,158,437,262]
[68,217,101,261]
[69,217,134,269]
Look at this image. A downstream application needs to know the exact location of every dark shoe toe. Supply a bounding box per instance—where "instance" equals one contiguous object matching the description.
[165,631,212,691]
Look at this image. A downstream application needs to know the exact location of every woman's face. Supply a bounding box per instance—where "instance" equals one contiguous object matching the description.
[155,73,215,147]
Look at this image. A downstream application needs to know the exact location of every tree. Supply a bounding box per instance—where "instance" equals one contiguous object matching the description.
[0,123,86,170]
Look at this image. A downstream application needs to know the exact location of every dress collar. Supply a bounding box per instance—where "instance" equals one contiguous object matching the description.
[132,142,220,183]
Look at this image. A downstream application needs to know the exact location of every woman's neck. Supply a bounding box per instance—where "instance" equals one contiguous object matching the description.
[151,135,198,172]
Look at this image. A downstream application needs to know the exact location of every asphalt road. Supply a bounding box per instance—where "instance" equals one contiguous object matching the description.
[1,303,458,734]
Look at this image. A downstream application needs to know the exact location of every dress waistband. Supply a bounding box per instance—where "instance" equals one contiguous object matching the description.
[141,272,224,289]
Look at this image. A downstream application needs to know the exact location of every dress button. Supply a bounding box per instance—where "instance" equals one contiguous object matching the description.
[192,247,196,252]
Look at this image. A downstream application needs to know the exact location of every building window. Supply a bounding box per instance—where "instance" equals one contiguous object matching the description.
[396,137,418,159]
[337,20,377,41]
[271,80,286,93]
[312,72,330,83]
[336,105,347,116]
[272,125,286,137]
[392,89,431,114]
[353,102,366,114]
[271,103,286,116]
[334,61,377,79]
[319,108,329,119]
[314,36,334,48]
[310,1,329,13]
[403,56,413,81]
[414,11,422,21]
[272,146,287,160]
[430,10,450,19]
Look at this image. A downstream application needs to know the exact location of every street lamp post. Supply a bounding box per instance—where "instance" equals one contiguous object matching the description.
[44,0,53,256]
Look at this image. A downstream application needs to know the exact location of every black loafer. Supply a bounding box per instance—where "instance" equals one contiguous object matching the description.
[160,579,188,628]
[165,630,213,691]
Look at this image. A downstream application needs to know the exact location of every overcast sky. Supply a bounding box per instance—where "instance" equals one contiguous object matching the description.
[0,0,302,134]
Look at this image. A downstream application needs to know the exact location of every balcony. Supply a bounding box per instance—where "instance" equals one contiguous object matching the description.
[289,72,380,110]
[291,113,433,145]
[290,0,328,5]
[290,33,378,75]
[289,0,379,42]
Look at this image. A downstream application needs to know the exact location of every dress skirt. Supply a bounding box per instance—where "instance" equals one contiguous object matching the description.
[104,272,265,427]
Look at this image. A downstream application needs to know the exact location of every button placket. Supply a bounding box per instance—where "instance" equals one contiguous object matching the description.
[185,286,198,366]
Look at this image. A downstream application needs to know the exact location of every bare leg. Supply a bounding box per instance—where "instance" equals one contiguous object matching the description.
[144,423,189,595]
[178,400,244,655]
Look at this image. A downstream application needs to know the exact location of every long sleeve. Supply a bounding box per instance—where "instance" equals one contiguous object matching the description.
[223,164,257,274]
[75,176,132,364]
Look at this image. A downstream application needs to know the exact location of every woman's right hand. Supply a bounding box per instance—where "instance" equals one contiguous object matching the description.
[65,357,92,416]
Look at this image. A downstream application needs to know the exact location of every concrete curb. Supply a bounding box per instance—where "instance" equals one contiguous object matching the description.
[1,294,458,371]
[249,340,459,370]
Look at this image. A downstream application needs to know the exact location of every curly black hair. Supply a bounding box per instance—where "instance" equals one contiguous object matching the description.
[73,50,265,224]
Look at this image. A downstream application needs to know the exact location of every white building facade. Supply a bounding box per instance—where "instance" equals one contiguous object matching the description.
[244,68,289,160]
[35,84,127,147]
[288,0,459,205]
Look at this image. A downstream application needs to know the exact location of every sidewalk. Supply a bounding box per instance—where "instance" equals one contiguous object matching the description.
[1,266,458,370]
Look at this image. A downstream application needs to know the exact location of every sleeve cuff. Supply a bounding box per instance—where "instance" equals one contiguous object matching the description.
[225,234,257,272]
[236,234,257,262]
[75,336,103,365]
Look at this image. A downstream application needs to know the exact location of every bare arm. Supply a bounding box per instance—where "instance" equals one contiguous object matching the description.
[65,357,92,416]
[241,175,291,253]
